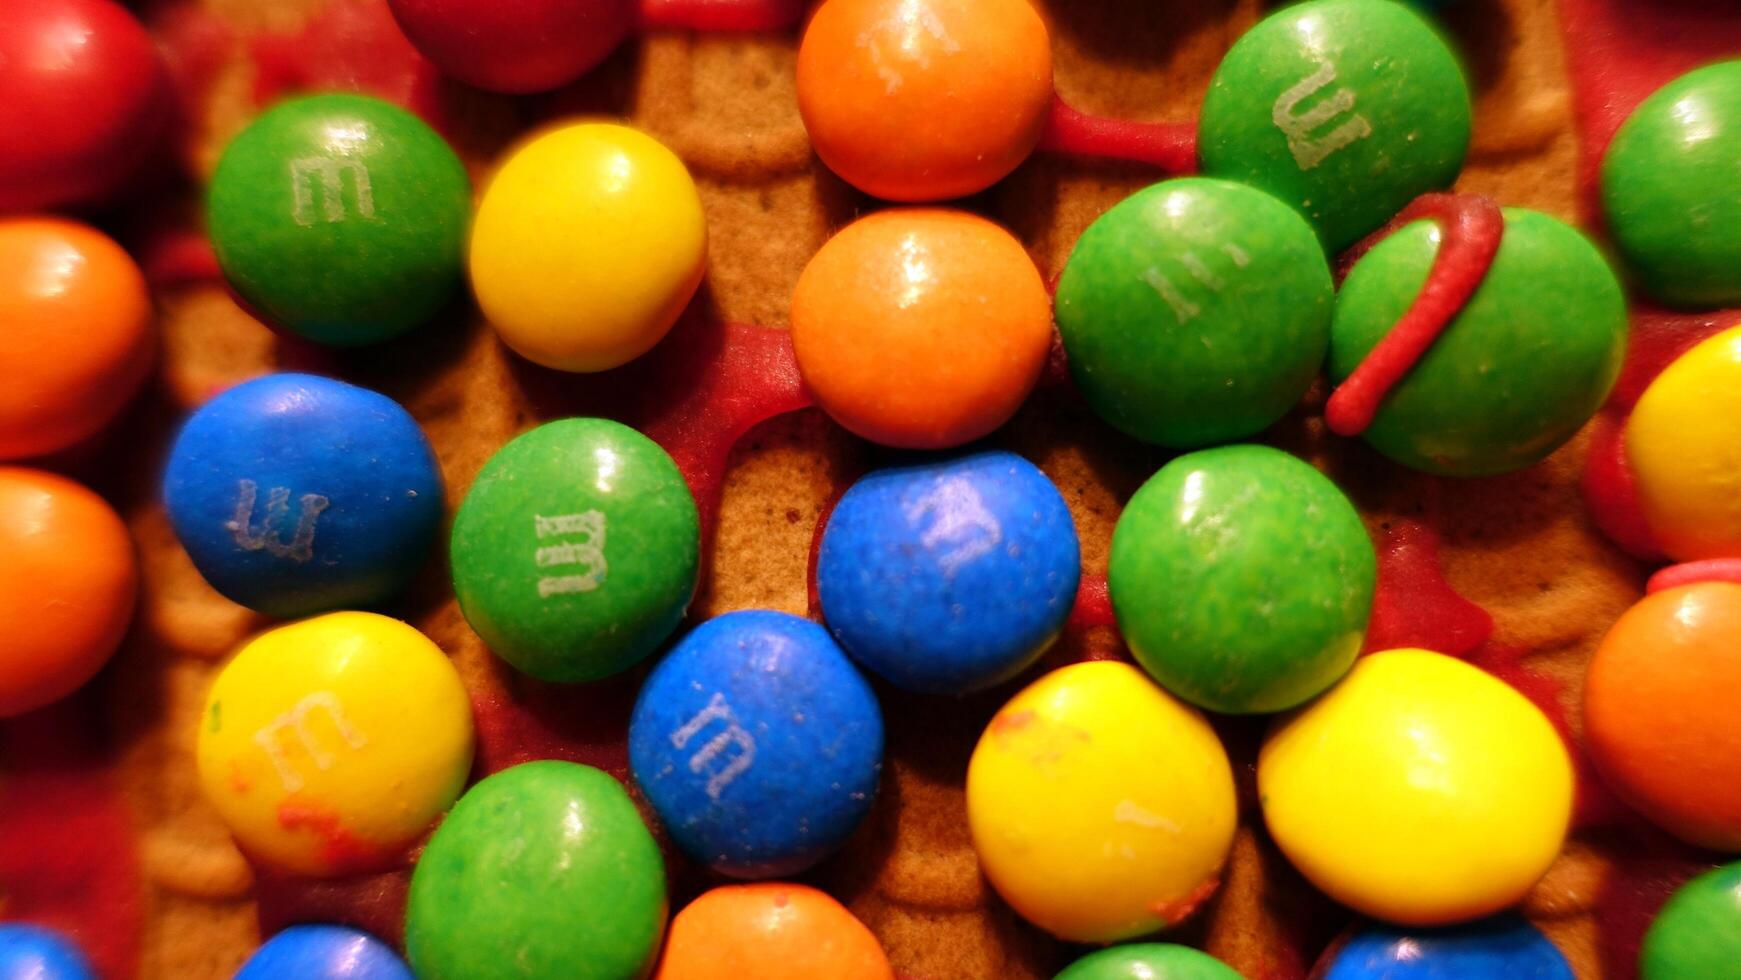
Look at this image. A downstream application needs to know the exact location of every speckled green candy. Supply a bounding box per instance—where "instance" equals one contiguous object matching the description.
[1640,861,1741,980]
[1055,177,1333,449]
[1108,444,1375,715]
[207,93,470,346]
[1054,943,1244,980]
[1329,208,1627,477]
[450,418,699,682]
[405,761,668,980]
[1198,0,1471,253]
[1602,61,1741,308]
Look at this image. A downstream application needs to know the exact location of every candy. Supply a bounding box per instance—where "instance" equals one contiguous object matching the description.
[1055,177,1333,448]
[235,925,411,980]
[1584,582,1741,851]
[0,218,152,460]
[1601,61,1741,308]
[207,93,470,347]
[1260,649,1573,926]
[1315,916,1573,979]
[1109,445,1374,714]
[1329,208,1626,476]
[816,449,1080,694]
[0,468,136,717]
[795,0,1052,202]
[967,661,1237,943]
[1626,325,1741,561]
[790,209,1051,449]
[1640,861,1741,979]
[629,610,883,877]
[1053,944,1242,980]
[654,883,893,980]
[450,418,699,682]
[0,924,94,980]
[196,611,472,875]
[406,761,667,980]
[470,122,706,372]
[387,0,633,94]
[161,373,444,618]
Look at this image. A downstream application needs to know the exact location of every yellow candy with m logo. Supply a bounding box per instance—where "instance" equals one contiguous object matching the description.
[1627,323,1741,561]
[196,611,474,876]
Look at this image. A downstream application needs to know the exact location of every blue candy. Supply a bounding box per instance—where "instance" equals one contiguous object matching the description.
[0,924,94,980]
[235,925,412,980]
[817,449,1080,694]
[162,373,443,618]
[628,609,884,878]
[1319,916,1574,980]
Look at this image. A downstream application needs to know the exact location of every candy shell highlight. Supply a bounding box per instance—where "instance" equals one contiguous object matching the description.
[234,925,411,980]
[0,923,95,980]
[1054,943,1242,980]
[1315,915,1573,980]
[1640,861,1741,979]
[655,882,893,980]
[1627,325,1741,562]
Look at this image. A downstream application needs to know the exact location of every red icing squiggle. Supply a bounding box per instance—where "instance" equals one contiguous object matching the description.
[1646,559,1741,594]
[1362,521,1493,657]
[1036,94,1198,173]
[638,0,805,32]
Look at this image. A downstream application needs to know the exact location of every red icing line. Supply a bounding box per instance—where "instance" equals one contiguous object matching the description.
[275,801,389,874]
[249,0,452,129]
[1324,194,1505,437]
[1363,521,1494,657]
[638,0,805,32]
[1646,559,1741,593]
[1036,94,1198,173]
[1064,574,1115,632]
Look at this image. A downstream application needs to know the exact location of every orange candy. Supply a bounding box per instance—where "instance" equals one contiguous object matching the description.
[791,208,1052,448]
[1585,581,1741,851]
[0,217,153,460]
[796,0,1053,202]
[0,468,137,716]
[655,883,893,980]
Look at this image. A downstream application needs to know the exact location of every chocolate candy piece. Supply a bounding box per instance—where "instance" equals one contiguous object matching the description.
[387,0,633,94]
[1628,325,1741,561]
[655,883,893,980]
[235,925,412,980]
[1641,862,1741,980]
[1054,944,1242,980]
[0,924,94,980]
[1317,916,1573,979]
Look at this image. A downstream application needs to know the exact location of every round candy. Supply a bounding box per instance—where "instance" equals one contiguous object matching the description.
[1602,61,1741,308]
[207,93,471,347]
[470,122,706,372]
[1584,582,1741,851]
[388,0,633,94]
[196,611,473,875]
[967,661,1237,943]
[1197,0,1471,252]
[0,924,94,980]
[791,209,1052,449]
[451,418,699,682]
[0,0,168,211]
[1640,861,1741,979]
[0,217,153,460]
[1329,208,1626,476]
[1056,178,1333,448]
[1054,944,1242,980]
[816,449,1080,694]
[655,883,893,980]
[1316,916,1573,980]
[629,610,884,878]
[0,468,136,717]
[1259,649,1574,926]
[235,925,411,980]
[1626,324,1741,561]
[406,761,667,980]
[795,0,1052,201]
[1109,445,1375,714]
[161,373,443,618]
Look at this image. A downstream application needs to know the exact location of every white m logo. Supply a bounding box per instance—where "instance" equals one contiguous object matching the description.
[290,157,377,226]
[252,692,369,793]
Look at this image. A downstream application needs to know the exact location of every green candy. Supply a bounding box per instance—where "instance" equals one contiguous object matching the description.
[1198,0,1471,253]
[1640,861,1741,980]
[1054,944,1243,980]
[451,418,700,682]
[207,93,471,346]
[1329,208,1627,477]
[406,761,668,980]
[1055,177,1333,449]
[1602,61,1741,308]
[1108,444,1374,715]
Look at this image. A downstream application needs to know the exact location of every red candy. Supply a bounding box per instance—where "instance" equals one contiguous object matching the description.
[387,0,634,94]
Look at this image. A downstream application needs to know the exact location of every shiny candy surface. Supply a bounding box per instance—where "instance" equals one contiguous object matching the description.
[387,0,633,94]
[967,661,1237,943]
[1316,916,1574,979]
[1639,861,1741,979]
[207,94,471,346]
[1054,943,1242,980]
[1627,325,1741,561]
[654,882,894,980]
[450,418,699,683]
[196,612,473,876]
[470,122,706,372]
[629,610,884,878]
[234,925,412,980]
[1260,649,1574,926]
[1109,445,1374,714]
[791,209,1052,449]
[0,924,95,980]
[405,761,668,980]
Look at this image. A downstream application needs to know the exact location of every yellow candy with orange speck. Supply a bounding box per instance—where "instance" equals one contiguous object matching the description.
[1627,323,1741,561]
[965,661,1236,944]
[470,121,707,372]
[1259,649,1573,926]
[196,611,474,876]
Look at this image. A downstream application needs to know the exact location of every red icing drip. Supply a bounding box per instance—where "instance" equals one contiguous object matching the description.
[1064,574,1115,632]
[1646,559,1741,593]
[275,801,389,873]
[638,0,805,32]
[1586,827,1719,980]
[1325,194,1506,437]
[249,0,451,128]
[136,227,222,287]
[1036,94,1198,172]
[1364,521,1494,656]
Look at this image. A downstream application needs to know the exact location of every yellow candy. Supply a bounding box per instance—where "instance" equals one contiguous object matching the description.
[1259,649,1572,926]
[1627,323,1741,561]
[196,612,474,876]
[965,661,1237,943]
[470,121,707,372]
